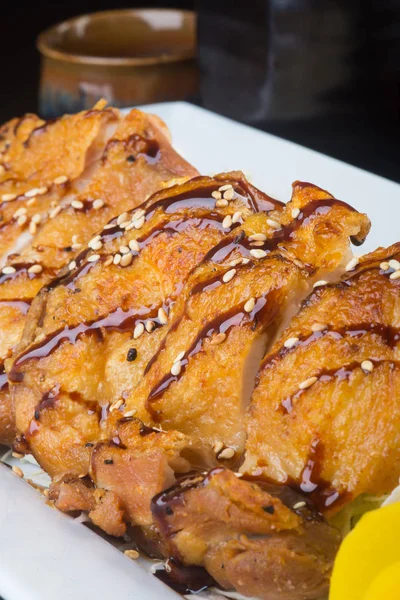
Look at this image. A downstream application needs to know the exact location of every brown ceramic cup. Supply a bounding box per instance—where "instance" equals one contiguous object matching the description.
[37,9,198,118]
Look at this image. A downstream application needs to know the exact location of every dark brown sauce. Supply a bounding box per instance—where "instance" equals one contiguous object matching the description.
[263,322,400,373]
[280,360,399,415]
[145,293,274,419]
[10,303,164,381]
[0,298,32,315]
[154,560,216,595]
[104,134,160,164]
[202,198,358,267]
[0,263,50,285]
[297,439,342,510]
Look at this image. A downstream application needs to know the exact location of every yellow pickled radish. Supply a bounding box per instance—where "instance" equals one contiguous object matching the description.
[365,560,400,599]
[329,502,400,600]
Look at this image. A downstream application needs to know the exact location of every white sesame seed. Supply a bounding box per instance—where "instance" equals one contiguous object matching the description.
[37,187,48,195]
[12,466,23,478]
[26,198,36,206]
[216,199,229,208]
[119,245,130,255]
[120,253,133,267]
[12,452,24,459]
[249,233,266,242]
[25,187,45,198]
[88,235,101,247]
[129,239,140,252]
[242,258,250,264]
[380,262,390,271]
[291,208,300,219]
[251,241,264,247]
[87,254,100,262]
[293,501,307,509]
[234,472,243,478]
[134,209,146,220]
[2,266,16,274]
[210,332,227,345]
[2,193,16,202]
[49,206,61,219]
[284,337,299,349]
[68,261,76,271]
[91,240,103,251]
[124,221,136,231]
[311,323,327,332]
[29,222,37,235]
[71,200,84,210]
[13,207,27,218]
[313,280,328,288]
[104,223,115,230]
[250,249,267,259]
[212,190,222,200]
[267,218,281,229]
[92,198,104,210]
[119,220,130,229]
[218,184,233,192]
[145,320,155,332]
[28,264,43,274]
[213,441,224,454]
[103,256,113,267]
[117,213,130,225]
[222,215,233,229]
[229,258,242,267]
[133,323,144,339]
[171,361,182,376]
[109,399,123,412]
[134,216,145,230]
[232,212,242,224]
[390,270,400,280]
[17,215,27,227]
[223,268,236,283]
[158,307,168,324]
[299,376,318,390]
[124,409,137,418]
[72,235,79,244]
[345,257,359,272]
[361,360,373,372]
[218,447,235,460]
[31,213,42,224]
[113,253,121,265]
[223,188,234,200]
[53,175,68,185]
[174,351,185,363]
[71,243,82,252]
[389,259,400,271]
[244,297,256,313]
[124,550,139,560]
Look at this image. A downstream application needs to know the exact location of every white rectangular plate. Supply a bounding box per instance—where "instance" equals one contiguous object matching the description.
[1,101,399,600]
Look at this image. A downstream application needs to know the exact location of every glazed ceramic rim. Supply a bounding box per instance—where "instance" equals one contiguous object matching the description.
[37,8,196,66]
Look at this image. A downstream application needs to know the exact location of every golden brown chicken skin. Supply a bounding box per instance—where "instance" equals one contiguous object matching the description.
[10,173,269,477]
[243,243,400,515]
[128,182,369,460]
[0,106,197,444]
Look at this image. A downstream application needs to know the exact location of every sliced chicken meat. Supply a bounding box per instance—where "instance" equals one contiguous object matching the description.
[0,105,197,444]
[243,243,400,515]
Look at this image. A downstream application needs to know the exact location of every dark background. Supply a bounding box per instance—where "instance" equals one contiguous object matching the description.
[1,1,399,182]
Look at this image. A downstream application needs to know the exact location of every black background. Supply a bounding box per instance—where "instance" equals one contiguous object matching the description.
[0,1,399,182]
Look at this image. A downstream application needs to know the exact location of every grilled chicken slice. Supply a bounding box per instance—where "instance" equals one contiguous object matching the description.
[151,468,341,600]
[128,183,370,460]
[243,243,400,515]
[0,106,197,445]
[10,173,269,477]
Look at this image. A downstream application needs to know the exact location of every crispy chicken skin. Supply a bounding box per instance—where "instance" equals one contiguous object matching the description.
[243,243,400,515]
[0,105,197,444]
[151,469,341,600]
[10,173,268,476]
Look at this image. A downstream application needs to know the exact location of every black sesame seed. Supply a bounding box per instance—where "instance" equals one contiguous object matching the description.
[34,410,40,420]
[166,506,174,515]
[262,505,275,514]
[127,348,137,362]
[85,442,94,448]
[104,458,114,465]
[127,154,136,163]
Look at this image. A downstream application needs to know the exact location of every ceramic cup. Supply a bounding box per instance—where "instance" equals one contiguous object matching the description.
[37,9,198,118]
